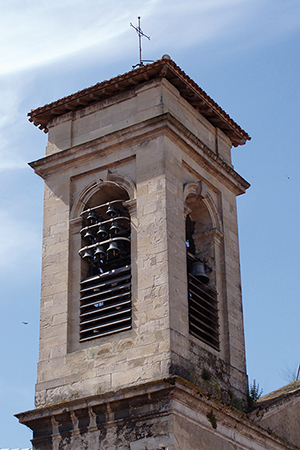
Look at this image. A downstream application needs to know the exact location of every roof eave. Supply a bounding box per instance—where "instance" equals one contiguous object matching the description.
[28,56,251,147]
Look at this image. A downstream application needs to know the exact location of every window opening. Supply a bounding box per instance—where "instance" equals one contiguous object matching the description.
[79,199,131,342]
[186,215,219,350]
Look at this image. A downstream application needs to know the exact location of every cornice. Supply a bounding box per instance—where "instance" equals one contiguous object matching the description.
[28,56,250,147]
[29,112,249,195]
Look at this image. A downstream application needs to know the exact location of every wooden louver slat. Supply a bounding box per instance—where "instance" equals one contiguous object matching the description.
[80,265,131,342]
[187,255,219,350]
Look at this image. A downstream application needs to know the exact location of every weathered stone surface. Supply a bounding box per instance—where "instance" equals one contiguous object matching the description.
[17,62,300,449]
[250,381,300,448]
[17,379,296,450]
[29,78,250,409]
[18,67,277,447]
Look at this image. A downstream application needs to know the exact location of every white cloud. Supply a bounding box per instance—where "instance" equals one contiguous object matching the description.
[0,82,20,128]
[147,0,300,53]
[0,0,155,75]
[0,78,29,170]
[1,0,300,76]
[0,155,27,171]
[1,0,299,172]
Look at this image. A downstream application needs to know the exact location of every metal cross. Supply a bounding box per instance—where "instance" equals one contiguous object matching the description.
[130,17,151,67]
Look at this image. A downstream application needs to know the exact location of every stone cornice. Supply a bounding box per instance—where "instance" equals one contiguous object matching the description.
[28,56,250,147]
[29,112,249,196]
[16,377,294,449]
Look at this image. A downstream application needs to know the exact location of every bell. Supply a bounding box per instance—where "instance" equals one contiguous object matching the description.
[86,210,98,225]
[94,244,106,260]
[97,225,108,240]
[107,240,121,257]
[81,248,94,261]
[106,205,118,218]
[83,228,96,243]
[109,221,121,235]
[190,261,209,284]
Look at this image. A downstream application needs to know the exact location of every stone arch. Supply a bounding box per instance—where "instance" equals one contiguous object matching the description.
[75,174,134,344]
[71,172,136,220]
[107,170,136,200]
[184,180,223,288]
[184,181,221,351]
[183,181,222,233]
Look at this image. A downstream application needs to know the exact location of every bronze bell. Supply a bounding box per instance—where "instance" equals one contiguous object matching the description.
[86,210,98,225]
[107,240,121,257]
[97,225,108,240]
[94,244,106,260]
[109,221,121,235]
[191,261,209,284]
[81,248,94,261]
[83,228,96,243]
[106,205,118,218]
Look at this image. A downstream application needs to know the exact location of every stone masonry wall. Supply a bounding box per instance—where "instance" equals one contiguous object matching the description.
[33,78,248,407]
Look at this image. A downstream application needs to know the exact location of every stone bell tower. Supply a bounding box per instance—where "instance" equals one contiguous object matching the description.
[17,55,258,449]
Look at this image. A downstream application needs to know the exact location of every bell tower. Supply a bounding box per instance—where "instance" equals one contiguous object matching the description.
[18,55,252,449]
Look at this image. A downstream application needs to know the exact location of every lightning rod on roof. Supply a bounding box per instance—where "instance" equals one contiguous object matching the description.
[130,17,152,68]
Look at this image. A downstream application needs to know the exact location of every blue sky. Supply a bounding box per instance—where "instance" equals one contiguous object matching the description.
[1,0,300,447]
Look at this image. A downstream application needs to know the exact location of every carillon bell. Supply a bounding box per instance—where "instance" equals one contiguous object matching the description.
[83,228,96,243]
[106,205,119,218]
[94,244,106,260]
[191,261,209,284]
[109,221,121,235]
[97,225,108,240]
[107,241,121,257]
[86,210,98,225]
[81,248,94,261]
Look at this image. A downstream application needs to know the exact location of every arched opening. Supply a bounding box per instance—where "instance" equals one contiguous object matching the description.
[78,184,132,342]
[185,195,219,351]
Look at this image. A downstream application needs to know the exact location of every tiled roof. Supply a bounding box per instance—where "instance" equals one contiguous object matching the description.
[28,55,250,147]
[256,379,300,409]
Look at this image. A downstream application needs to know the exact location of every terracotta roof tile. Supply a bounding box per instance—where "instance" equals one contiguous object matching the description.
[255,379,300,409]
[28,55,250,147]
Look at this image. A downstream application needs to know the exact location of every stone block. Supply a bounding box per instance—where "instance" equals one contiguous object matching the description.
[29,72,249,411]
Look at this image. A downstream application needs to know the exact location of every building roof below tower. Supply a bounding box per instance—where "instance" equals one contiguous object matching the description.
[28,55,250,147]
[255,379,300,409]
